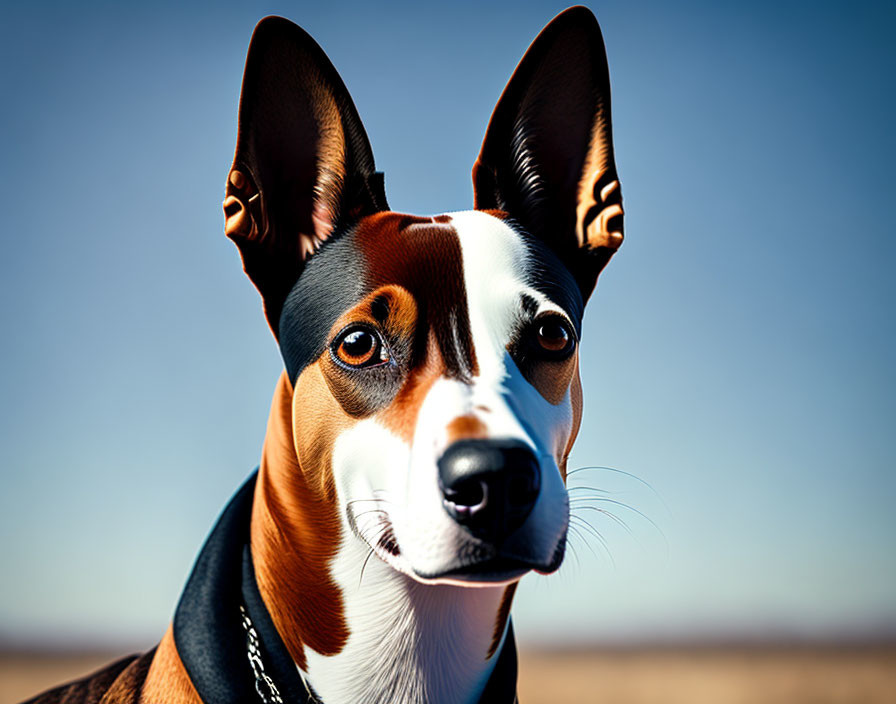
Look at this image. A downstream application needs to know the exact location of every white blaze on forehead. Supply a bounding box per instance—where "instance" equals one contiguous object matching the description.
[446,210,574,458]
[449,211,534,381]
[448,210,573,375]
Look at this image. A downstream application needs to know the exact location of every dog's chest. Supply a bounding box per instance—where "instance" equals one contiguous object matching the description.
[302,527,510,704]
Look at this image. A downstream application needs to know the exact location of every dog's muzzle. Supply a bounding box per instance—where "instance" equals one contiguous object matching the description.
[438,439,541,545]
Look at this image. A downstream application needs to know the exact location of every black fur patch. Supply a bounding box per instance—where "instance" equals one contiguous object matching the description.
[278,229,368,383]
[516,223,585,335]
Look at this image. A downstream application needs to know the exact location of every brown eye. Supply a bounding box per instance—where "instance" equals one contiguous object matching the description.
[333,326,389,368]
[534,317,575,357]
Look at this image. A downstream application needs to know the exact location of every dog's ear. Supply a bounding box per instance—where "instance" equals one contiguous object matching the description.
[224,16,387,335]
[472,6,622,301]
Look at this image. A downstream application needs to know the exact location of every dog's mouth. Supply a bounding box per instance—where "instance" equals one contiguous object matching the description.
[347,500,566,585]
[411,538,566,584]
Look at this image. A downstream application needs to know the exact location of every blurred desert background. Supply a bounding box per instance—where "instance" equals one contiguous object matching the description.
[4,645,896,703]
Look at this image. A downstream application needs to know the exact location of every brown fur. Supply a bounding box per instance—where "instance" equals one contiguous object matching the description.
[522,348,579,407]
[487,583,518,659]
[138,627,201,704]
[354,213,478,380]
[320,285,419,418]
[23,651,156,704]
[250,371,351,670]
[445,414,489,444]
[559,355,585,481]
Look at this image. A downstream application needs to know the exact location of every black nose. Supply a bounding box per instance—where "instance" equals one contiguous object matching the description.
[437,439,541,542]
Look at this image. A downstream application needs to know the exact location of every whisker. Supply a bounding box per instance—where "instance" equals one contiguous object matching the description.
[569,494,618,502]
[570,515,615,568]
[346,497,392,507]
[566,524,598,564]
[571,504,634,537]
[565,533,582,571]
[566,465,668,510]
[570,515,611,554]
[358,523,390,588]
[567,486,614,497]
[359,546,377,588]
[567,464,652,487]
[351,508,389,520]
[575,497,667,543]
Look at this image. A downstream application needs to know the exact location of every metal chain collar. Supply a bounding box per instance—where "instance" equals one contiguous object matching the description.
[240,604,285,704]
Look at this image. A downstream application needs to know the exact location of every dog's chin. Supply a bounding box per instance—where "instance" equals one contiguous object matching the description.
[349,504,568,586]
[361,533,567,587]
[415,559,533,586]
[408,538,567,586]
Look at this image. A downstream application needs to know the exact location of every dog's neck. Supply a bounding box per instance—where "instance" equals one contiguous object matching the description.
[249,373,515,704]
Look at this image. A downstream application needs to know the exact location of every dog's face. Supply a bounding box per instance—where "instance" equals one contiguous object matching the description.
[226,11,622,585]
[280,210,582,582]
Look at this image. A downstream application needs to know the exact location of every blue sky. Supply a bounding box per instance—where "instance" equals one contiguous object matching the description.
[1,0,894,649]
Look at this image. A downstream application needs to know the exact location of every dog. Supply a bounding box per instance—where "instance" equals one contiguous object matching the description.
[24,6,623,704]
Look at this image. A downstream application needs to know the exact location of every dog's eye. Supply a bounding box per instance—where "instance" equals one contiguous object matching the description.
[533,316,575,358]
[333,326,390,368]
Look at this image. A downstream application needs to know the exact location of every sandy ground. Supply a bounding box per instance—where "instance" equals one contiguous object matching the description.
[516,648,896,704]
[2,647,895,704]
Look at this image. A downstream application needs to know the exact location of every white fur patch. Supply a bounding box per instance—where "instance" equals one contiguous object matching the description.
[305,419,505,704]
[300,210,575,704]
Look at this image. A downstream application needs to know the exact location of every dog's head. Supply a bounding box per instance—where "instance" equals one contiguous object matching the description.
[225,8,622,585]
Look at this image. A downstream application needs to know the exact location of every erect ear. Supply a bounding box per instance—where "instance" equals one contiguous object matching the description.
[223,16,388,335]
[472,6,623,302]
